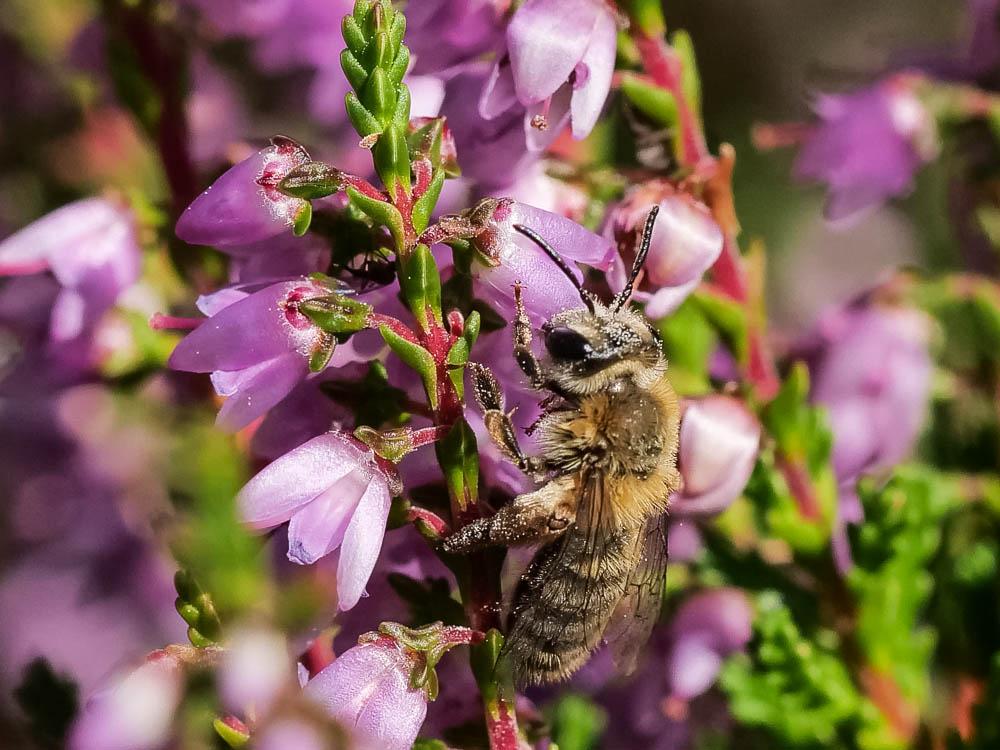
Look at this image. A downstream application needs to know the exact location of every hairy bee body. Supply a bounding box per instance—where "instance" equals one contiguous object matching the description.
[442,208,680,685]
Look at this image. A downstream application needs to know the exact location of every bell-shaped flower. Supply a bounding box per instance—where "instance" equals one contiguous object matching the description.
[671,396,761,516]
[805,298,932,485]
[666,587,753,702]
[481,0,617,150]
[168,279,369,430]
[236,432,398,610]
[471,199,614,321]
[606,182,724,319]
[304,636,428,750]
[0,197,140,342]
[175,137,311,247]
[70,650,184,750]
[793,77,937,223]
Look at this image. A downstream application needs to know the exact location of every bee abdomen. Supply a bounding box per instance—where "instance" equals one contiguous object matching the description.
[504,526,634,686]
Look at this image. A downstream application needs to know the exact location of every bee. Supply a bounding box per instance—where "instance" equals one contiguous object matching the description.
[442,206,682,685]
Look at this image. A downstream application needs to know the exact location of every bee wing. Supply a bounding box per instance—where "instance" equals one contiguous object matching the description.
[503,469,625,676]
[604,512,669,676]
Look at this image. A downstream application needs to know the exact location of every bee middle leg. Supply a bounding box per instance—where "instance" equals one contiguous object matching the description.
[441,481,576,555]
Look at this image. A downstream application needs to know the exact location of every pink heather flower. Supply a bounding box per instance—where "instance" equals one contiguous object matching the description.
[481,0,617,150]
[471,199,614,321]
[606,182,724,319]
[800,295,931,572]
[219,627,291,715]
[168,279,363,431]
[806,298,932,484]
[793,78,937,223]
[236,432,397,609]
[0,197,140,342]
[440,63,537,192]
[70,652,183,750]
[671,396,761,516]
[175,138,311,247]
[666,588,753,702]
[304,637,428,750]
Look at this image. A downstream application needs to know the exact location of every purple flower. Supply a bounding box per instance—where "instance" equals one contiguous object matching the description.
[806,298,932,484]
[440,63,537,192]
[666,588,753,702]
[471,199,614,321]
[69,652,183,750]
[606,182,724,319]
[793,78,937,223]
[175,139,311,247]
[218,626,291,715]
[802,295,932,571]
[304,637,427,750]
[168,279,360,430]
[481,0,618,150]
[0,198,140,343]
[671,396,761,516]
[406,0,504,76]
[236,432,398,609]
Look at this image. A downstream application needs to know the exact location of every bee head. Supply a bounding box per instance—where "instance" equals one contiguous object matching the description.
[541,304,665,394]
[513,206,666,394]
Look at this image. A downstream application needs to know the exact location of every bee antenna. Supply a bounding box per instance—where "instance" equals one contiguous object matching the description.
[612,204,659,311]
[512,224,596,312]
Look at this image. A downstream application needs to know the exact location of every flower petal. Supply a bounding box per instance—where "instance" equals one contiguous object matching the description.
[212,352,308,431]
[336,475,392,610]
[507,0,600,103]
[354,661,428,750]
[237,432,372,529]
[511,202,614,267]
[168,281,321,373]
[285,471,368,565]
[569,7,616,139]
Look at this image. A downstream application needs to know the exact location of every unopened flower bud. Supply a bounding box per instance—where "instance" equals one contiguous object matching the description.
[672,396,761,516]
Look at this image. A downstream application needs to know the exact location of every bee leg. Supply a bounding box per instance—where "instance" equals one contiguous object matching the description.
[441,482,576,554]
[470,363,545,479]
[513,282,545,389]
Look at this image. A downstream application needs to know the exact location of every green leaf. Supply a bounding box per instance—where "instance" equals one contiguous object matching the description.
[720,592,903,750]
[399,244,443,329]
[379,325,439,409]
[291,200,312,236]
[346,185,405,248]
[412,170,445,234]
[345,91,381,136]
[546,694,607,750]
[692,290,749,368]
[298,295,373,334]
[620,71,679,128]
[849,467,955,706]
[341,15,366,54]
[373,121,412,197]
[671,30,703,121]
[657,298,715,395]
[434,418,479,510]
[279,161,344,199]
[340,48,368,91]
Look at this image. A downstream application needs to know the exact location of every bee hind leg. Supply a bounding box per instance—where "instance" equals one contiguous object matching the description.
[470,363,545,479]
[440,482,576,555]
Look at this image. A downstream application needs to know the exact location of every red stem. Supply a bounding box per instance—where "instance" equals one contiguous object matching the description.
[634,28,780,400]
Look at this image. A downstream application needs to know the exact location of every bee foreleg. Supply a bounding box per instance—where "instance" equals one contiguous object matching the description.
[441,483,576,554]
[513,282,545,389]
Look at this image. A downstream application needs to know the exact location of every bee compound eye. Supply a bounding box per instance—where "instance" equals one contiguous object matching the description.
[544,326,593,361]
